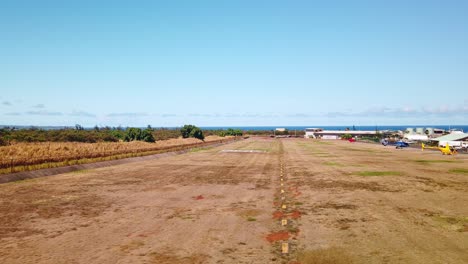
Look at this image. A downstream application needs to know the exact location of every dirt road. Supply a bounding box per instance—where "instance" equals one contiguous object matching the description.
[1,138,467,263]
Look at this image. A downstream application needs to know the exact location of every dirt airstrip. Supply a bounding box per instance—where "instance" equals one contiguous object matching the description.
[1,138,467,263]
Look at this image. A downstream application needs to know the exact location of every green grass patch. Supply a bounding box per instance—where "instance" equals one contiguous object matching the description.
[247,217,257,222]
[189,147,212,153]
[449,168,468,174]
[355,171,403,177]
[433,215,468,232]
[414,159,457,164]
[313,141,333,145]
[323,161,345,167]
[342,147,377,153]
[315,154,338,158]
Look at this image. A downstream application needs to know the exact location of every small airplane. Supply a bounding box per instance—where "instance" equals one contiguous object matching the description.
[421,143,457,155]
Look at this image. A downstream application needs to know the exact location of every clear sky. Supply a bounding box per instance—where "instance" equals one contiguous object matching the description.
[1,0,468,127]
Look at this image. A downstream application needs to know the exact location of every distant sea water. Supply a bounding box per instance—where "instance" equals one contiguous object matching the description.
[1,125,468,132]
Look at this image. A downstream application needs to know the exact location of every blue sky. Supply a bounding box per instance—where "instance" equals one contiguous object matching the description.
[1,0,468,127]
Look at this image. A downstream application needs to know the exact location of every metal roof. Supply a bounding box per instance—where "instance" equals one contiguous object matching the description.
[431,133,468,141]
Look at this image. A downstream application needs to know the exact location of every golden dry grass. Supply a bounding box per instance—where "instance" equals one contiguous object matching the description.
[0,136,230,172]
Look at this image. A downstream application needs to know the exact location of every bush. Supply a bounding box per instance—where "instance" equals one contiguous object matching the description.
[141,129,155,143]
[190,127,204,140]
[124,128,142,142]
[181,125,204,140]
[341,134,353,140]
[123,128,156,142]
[220,128,243,137]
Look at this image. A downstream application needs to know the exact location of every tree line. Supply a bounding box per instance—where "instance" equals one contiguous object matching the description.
[0,125,246,145]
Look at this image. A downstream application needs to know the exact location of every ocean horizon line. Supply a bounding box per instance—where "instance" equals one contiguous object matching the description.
[1,125,467,132]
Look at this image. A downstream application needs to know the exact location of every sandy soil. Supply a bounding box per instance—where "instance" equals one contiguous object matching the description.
[0,138,467,263]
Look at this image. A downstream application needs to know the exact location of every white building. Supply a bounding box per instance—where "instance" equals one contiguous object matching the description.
[304,128,323,138]
[304,128,376,139]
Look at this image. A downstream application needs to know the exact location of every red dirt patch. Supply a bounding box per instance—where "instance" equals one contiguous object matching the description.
[290,210,302,219]
[192,195,204,200]
[266,231,290,243]
[272,211,285,219]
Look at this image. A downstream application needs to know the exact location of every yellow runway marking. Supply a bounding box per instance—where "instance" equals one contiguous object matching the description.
[282,242,289,254]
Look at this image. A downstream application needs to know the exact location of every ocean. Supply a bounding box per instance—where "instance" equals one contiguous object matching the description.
[1,125,467,132]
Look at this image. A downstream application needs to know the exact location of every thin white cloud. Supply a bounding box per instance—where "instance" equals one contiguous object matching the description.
[32,104,45,109]
[4,112,21,116]
[26,110,63,116]
[286,113,314,118]
[188,113,222,118]
[325,102,468,119]
[161,114,177,118]
[325,111,350,118]
[106,112,149,117]
[69,111,96,117]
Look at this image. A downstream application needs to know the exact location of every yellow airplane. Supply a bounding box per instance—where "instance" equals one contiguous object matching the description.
[421,143,457,155]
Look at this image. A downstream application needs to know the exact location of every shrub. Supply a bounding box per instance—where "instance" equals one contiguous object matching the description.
[219,128,243,137]
[141,129,155,143]
[190,127,204,140]
[341,134,353,140]
[181,125,204,140]
[181,125,195,138]
[124,128,142,142]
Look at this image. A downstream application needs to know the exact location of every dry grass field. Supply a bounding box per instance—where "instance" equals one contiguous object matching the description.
[0,136,230,174]
[0,138,467,263]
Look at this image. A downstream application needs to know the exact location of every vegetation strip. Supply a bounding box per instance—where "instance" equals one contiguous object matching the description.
[449,168,468,174]
[355,171,403,176]
[0,138,239,184]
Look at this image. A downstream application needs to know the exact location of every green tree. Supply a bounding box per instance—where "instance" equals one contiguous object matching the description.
[233,129,243,136]
[181,125,196,138]
[181,125,204,140]
[141,129,155,143]
[341,133,353,140]
[190,127,204,140]
[124,128,142,142]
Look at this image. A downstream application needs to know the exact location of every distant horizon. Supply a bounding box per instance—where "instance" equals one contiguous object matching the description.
[2,124,467,130]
